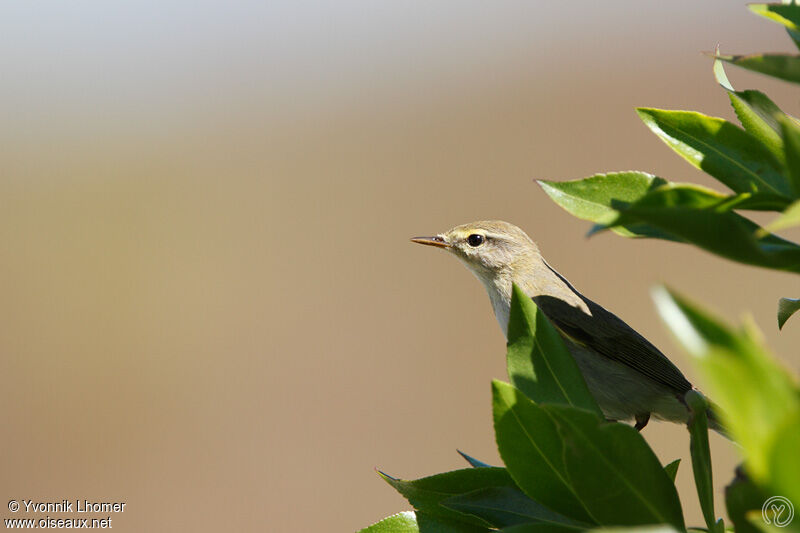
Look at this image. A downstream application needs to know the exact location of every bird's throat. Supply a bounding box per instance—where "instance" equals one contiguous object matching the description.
[478,273,513,338]
[474,261,590,340]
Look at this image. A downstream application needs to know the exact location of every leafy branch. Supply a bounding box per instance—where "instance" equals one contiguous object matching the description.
[361,285,800,533]
[540,3,800,329]
[360,5,800,532]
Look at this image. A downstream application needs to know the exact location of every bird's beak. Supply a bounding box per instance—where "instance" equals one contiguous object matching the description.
[410,235,451,248]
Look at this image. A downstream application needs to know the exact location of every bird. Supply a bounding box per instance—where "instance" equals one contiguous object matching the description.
[411,219,724,434]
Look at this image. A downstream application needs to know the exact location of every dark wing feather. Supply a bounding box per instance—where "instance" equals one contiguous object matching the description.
[533,294,692,395]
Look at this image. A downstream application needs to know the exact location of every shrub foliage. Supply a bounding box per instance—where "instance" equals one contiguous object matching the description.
[360,5,800,532]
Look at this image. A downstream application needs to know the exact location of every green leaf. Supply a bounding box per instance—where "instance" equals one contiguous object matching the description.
[716,54,800,85]
[713,55,785,161]
[540,178,790,257]
[415,512,492,533]
[725,469,767,533]
[358,512,420,533]
[780,117,800,196]
[492,381,596,524]
[758,200,800,238]
[766,411,800,518]
[652,287,800,482]
[541,174,800,271]
[636,108,791,197]
[507,284,602,415]
[664,459,681,483]
[687,391,722,533]
[441,486,588,529]
[492,381,685,530]
[754,2,800,51]
[588,528,683,533]
[457,450,493,468]
[732,90,785,131]
[537,172,677,239]
[726,192,793,211]
[593,184,800,272]
[749,4,800,30]
[380,468,518,528]
[778,297,800,329]
[504,527,681,533]
[754,2,800,52]
[713,45,736,92]
[729,91,785,162]
[789,30,800,52]
[500,524,593,533]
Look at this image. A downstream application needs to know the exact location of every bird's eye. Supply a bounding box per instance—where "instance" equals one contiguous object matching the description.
[467,234,484,247]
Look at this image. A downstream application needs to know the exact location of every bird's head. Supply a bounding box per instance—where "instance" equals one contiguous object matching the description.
[411,220,540,279]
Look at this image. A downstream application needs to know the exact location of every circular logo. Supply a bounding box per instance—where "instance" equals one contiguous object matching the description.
[763,496,794,528]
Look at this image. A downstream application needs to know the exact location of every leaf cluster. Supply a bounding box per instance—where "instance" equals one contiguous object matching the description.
[360,286,800,533]
[538,4,800,328]
[359,6,800,533]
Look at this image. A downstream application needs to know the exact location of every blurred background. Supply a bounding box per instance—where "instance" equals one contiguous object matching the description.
[2,1,799,531]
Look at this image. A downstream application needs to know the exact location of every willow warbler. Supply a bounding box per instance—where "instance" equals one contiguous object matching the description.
[412,220,723,433]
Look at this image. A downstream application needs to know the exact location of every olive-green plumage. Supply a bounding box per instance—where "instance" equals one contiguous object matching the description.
[412,220,724,433]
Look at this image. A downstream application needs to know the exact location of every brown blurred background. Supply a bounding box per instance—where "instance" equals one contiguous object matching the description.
[2,2,799,531]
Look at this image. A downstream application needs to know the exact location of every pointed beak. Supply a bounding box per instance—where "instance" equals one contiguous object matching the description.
[410,235,451,248]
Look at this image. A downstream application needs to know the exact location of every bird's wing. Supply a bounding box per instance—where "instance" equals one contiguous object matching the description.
[533,294,693,395]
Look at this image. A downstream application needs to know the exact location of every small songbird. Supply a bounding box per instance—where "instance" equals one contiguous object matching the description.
[412,220,724,433]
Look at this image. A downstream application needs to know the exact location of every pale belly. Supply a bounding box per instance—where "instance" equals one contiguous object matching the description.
[566,341,689,424]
